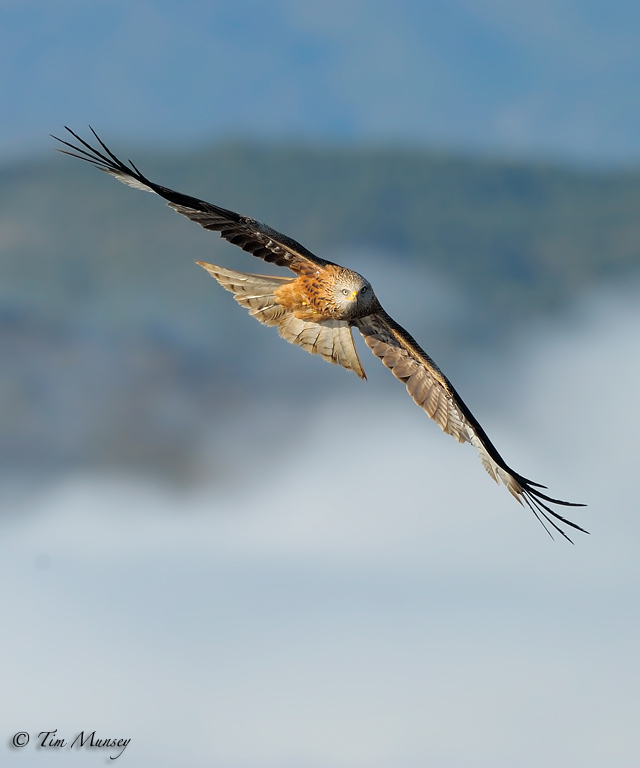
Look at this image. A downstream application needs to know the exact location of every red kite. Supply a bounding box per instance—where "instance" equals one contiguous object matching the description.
[53,128,587,541]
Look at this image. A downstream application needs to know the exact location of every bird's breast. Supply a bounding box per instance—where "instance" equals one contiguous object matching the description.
[273,274,338,321]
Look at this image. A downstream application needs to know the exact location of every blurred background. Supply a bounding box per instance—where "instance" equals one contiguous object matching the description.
[2,1,639,766]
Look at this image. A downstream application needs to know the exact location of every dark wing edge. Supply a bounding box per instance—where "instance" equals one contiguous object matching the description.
[354,310,587,543]
[51,126,329,274]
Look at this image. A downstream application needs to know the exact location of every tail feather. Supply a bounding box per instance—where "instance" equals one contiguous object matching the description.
[197,261,366,378]
[197,262,292,326]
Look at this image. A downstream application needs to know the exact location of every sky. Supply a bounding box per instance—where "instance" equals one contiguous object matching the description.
[3,2,640,766]
[2,285,639,767]
[3,0,640,163]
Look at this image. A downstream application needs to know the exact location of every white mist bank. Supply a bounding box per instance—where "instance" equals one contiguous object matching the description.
[1,287,639,768]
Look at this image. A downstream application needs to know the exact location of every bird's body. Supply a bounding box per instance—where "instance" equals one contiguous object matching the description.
[273,265,379,323]
[53,127,587,542]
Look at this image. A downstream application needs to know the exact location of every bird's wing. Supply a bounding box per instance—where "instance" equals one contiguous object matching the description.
[198,262,366,379]
[354,310,587,542]
[52,127,330,275]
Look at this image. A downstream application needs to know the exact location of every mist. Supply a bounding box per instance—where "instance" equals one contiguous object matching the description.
[2,285,638,768]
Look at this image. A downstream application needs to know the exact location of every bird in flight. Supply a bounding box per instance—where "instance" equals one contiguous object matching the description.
[53,127,587,542]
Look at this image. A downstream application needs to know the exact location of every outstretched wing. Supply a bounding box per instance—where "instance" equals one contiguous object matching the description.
[354,310,587,542]
[51,127,330,276]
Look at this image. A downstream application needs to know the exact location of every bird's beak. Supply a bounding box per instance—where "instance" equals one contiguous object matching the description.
[349,289,358,301]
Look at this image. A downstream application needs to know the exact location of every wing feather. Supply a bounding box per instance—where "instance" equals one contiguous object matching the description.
[355,310,587,542]
[52,127,329,275]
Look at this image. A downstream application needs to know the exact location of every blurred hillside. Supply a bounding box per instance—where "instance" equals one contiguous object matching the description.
[3,141,640,481]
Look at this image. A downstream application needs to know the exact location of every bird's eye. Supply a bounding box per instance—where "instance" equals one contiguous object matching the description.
[361,286,368,293]
[342,288,350,295]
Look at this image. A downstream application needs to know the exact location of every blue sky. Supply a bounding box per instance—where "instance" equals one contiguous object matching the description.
[3,0,640,162]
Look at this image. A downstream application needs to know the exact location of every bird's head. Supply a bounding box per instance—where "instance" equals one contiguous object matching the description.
[332,269,379,319]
